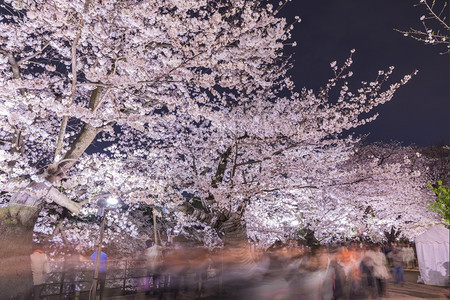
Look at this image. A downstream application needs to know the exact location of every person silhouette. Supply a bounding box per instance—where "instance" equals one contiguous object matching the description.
[30,248,50,300]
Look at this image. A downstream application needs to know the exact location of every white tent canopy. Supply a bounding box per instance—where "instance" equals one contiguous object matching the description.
[415,225,449,286]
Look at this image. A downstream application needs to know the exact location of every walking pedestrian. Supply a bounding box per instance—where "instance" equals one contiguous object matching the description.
[333,244,362,300]
[144,239,162,296]
[403,244,416,269]
[30,248,50,300]
[365,245,390,298]
[388,244,404,284]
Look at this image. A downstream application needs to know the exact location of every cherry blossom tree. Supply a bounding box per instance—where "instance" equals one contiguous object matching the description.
[0,0,296,296]
[0,0,416,297]
[116,55,416,248]
[244,142,448,247]
[33,141,447,253]
[328,143,447,239]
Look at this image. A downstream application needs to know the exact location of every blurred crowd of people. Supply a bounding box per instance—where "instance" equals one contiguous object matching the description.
[30,240,417,299]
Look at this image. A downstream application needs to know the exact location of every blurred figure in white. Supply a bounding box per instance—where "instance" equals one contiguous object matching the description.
[30,248,50,300]
[365,245,390,298]
[144,239,162,296]
[315,246,334,300]
[403,243,416,269]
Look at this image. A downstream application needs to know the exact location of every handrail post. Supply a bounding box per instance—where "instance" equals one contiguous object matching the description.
[153,213,158,245]
[59,270,65,299]
[90,216,106,300]
[122,260,127,294]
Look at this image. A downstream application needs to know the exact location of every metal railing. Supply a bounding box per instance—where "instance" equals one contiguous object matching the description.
[41,259,213,299]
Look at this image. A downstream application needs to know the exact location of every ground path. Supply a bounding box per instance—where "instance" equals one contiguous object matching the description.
[380,270,449,299]
[105,270,448,300]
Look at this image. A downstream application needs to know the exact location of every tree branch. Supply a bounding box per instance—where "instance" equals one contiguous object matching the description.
[17,42,51,65]
[70,0,92,101]
[211,146,233,188]
[7,54,21,80]
[53,116,69,162]
[422,0,449,30]
[234,142,301,168]
[47,86,103,181]
[46,186,81,214]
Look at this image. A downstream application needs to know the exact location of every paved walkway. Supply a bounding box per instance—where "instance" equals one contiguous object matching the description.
[105,270,448,300]
[381,270,449,299]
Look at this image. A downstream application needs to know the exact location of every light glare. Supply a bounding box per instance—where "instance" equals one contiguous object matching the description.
[107,197,118,205]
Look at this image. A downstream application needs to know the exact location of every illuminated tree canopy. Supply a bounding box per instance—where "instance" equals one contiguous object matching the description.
[0,0,441,259]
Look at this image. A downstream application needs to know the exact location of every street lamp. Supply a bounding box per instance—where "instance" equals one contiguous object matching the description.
[90,196,119,300]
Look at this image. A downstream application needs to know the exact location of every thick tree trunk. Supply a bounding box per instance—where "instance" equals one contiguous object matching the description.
[0,191,44,299]
[1,49,102,299]
[180,201,248,246]
[216,212,248,247]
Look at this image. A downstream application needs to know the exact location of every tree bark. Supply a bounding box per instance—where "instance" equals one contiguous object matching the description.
[47,123,101,182]
[0,191,44,299]
[180,202,248,247]
[216,211,248,247]
[2,32,101,297]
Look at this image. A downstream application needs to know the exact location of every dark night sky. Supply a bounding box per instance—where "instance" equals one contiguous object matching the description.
[275,0,449,146]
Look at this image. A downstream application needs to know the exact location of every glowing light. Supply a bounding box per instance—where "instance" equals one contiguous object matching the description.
[107,196,119,205]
